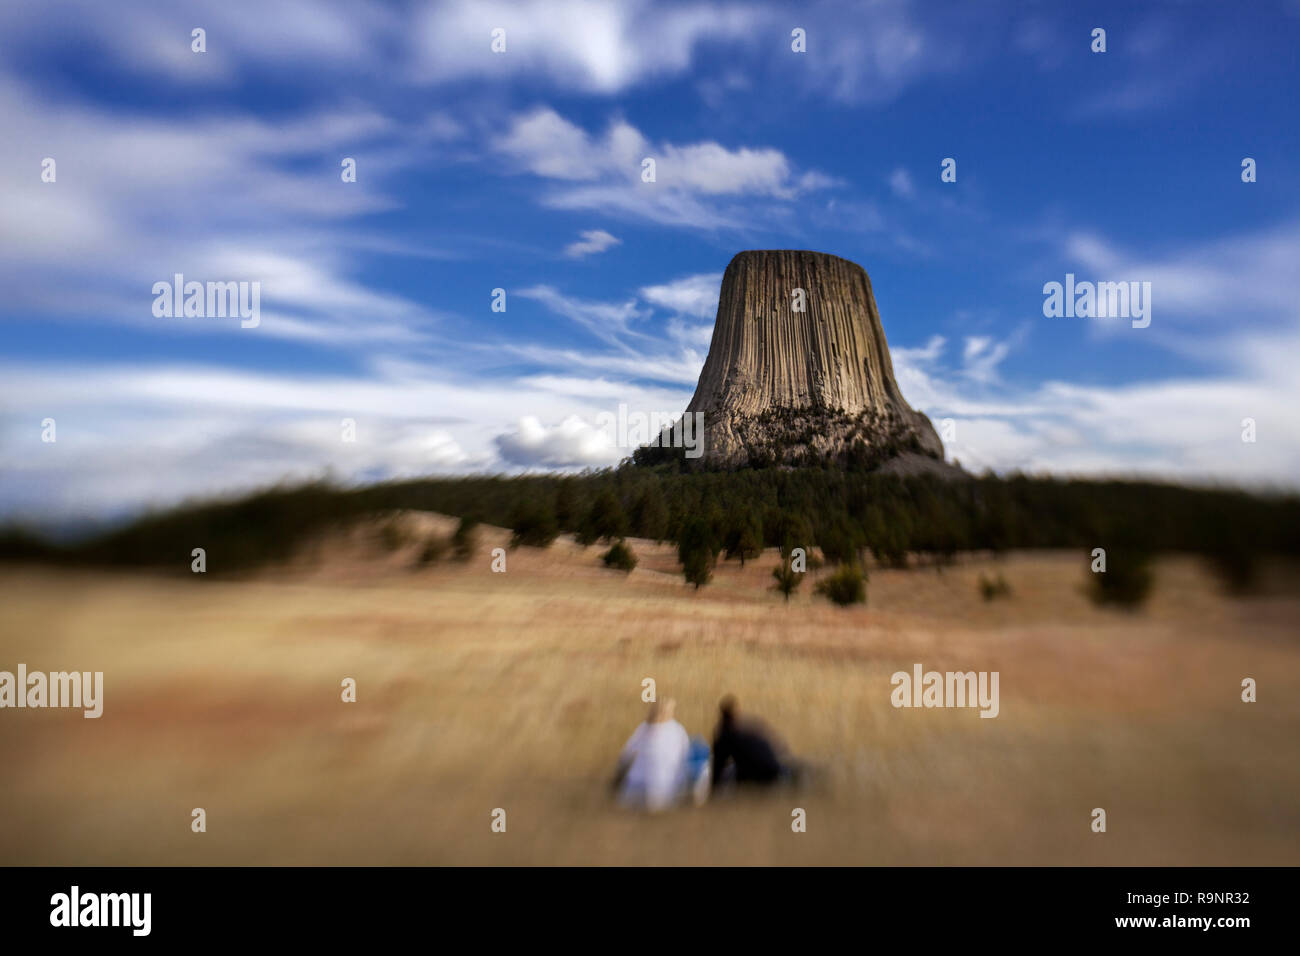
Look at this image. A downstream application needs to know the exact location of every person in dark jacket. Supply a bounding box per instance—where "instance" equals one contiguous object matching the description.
[711,695,793,787]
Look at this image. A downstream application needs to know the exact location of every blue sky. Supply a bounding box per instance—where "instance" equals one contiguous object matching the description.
[2,0,1299,525]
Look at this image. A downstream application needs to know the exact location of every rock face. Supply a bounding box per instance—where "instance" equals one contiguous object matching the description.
[679,250,945,469]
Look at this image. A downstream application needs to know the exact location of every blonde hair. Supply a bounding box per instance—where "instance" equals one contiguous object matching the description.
[650,697,676,723]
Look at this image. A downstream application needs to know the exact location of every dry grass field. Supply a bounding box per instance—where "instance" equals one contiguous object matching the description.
[2,512,1298,865]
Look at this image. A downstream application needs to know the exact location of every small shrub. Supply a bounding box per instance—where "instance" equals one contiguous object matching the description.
[771,559,802,602]
[0,527,56,562]
[1205,543,1261,596]
[1089,551,1154,609]
[510,501,559,549]
[978,572,1011,601]
[602,539,637,572]
[416,536,448,566]
[452,516,478,561]
[816,564,867,606]
[379,518,408,551]
[682,549,712,589]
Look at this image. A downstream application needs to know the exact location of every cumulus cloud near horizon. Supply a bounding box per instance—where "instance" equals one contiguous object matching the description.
[493,414,621,468]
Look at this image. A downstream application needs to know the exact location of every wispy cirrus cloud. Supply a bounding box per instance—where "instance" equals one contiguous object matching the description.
[1064,225,1300,323]
[499,342,705,388]
[891,221,1300,482]
[0,0,992,107]
[408,0,759,93]
[516,285,647,347]
[0,75,445,345]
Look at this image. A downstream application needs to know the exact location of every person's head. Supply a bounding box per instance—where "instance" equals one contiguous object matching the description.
[718,694,738,726]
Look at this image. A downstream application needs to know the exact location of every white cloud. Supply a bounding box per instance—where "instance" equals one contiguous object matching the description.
[1070,22,1214,120]
[657,142,804,197]
[896,339,1300,481]
[0,0,984,106]
[888,167,915,198]
[517,285,646,346]
[502,343,705,388]
[495,108,835,229]
[640,273,722,318]
[512,270,727,379]
[0,76,442,345]
[494,415,619,467]
[409,0,758,93]
[0,356,697,521]
[0,0,401,85]
[888,240,1300,487]
[960,332,1017,384]
[515,376,639,399]
[495,109,618,180]
[1064,225,1300,322]
[666,318,715,349]
[963,336,991,361]
[893,334,946,366]
[0,362,486,521]
[791,0,957,104]
[563,229,621,258]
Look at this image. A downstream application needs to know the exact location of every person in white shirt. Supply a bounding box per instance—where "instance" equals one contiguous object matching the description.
[612,698,692,812]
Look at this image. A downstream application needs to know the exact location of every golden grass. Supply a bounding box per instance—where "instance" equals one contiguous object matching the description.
[1,512,1297,865]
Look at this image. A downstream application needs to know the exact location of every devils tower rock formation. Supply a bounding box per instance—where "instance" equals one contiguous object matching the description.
[665,250,946,470]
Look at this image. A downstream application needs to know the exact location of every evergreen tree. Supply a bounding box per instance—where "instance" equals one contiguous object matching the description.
[777,513,814,558]
[723,511,763,566]
[630,484,669,542]
[678,516,716,589]
[554,479,579,529]
[586,489,628,542]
